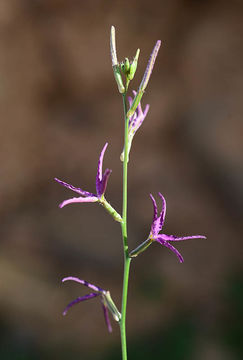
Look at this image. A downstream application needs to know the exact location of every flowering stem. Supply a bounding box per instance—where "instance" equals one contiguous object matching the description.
[119,92,131,360]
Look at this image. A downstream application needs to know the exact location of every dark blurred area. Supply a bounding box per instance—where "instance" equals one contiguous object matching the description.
[0,0,243,359]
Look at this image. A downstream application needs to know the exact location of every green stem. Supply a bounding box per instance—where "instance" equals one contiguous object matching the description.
[122,93,129,233]
[120,255,131,360]
[119,92,131,360]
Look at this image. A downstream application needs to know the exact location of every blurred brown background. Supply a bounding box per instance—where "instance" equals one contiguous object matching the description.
[0,0,243,359]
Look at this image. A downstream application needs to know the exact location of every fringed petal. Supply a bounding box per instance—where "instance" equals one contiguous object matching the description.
[55,178,94,197]
[62,293,99,316]
[101,303,113,333]
[158,192,166,228]
[160,234,206,242]
[156,237,184,263]
[62,277,104,292]
[96,143,108,183]
[98,168,112,198]
[150,194,158,223]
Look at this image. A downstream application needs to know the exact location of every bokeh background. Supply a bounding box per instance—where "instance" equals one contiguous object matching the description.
[0,0,243,359]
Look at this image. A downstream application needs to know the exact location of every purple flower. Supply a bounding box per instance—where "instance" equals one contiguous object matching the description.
[55,143,122,222]
[62,276,121,333]
[55,143,111,206]
[121,91,150,161]
[130,193,206,262]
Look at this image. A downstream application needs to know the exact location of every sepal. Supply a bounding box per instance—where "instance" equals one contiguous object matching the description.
[129,238,153,258]
[126,90,144,119]
[113,65,125,94]
[102,291,121,322]
[121,57,130,75]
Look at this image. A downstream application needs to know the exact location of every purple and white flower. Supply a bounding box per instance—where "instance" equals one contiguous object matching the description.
[55,143,122,222]
[121,91,150,161]
[130,192,206,262]
[62,276,121,333]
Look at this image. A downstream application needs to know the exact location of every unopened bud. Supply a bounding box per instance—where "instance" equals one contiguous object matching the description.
[138,40,161,92]
[128,48,140,80]
[127,41,161,118]
[110,26,125,93]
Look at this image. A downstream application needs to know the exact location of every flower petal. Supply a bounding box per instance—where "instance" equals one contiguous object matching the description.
[101,303,113,333]
[128,111,137,129]
[142,103,150,120]
[55,178,94,197]
[150,193,166,236]
[128,92,137,128]
[127,95,133,110]
[62,276,104,292]
[97,143,108,182]
[59,196,98,208]
[156,237,184,263]
[129,103,149,136]
[160,234,207,242]
[150,194,158,223]
[96,143,110,197]
[158,192,166,228]
[62,293,99,316]
[98,169,112,198]
[127,90,149,135]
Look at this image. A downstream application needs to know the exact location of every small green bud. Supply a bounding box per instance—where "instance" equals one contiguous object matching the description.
[124,58,130,73]
[128,48,140,80]
[121,58,131,76]
[120,62,125,74]
[113,65,125,94]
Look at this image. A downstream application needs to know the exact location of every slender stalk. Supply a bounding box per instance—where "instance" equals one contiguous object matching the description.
[121,93,129,235]
[119,92,132,360]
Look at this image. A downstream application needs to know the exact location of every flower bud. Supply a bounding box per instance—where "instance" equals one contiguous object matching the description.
[110,26,125,93]
[128,48,140,80]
